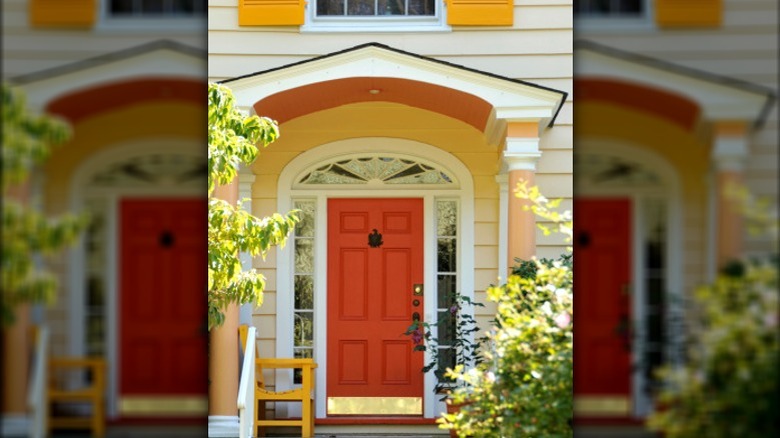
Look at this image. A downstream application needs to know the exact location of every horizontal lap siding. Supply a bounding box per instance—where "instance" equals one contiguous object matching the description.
[579,0,777,263]
[2,1,206,78]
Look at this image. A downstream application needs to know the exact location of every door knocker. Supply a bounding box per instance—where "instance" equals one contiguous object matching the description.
[368,229,383,248]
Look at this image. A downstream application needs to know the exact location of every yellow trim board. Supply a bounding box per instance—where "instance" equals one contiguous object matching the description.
[574,396,631,416]
[119,396,207,416]
[327,397,422,415]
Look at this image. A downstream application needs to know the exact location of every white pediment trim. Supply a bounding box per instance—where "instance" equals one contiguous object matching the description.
[222,43,568,126]
[576,40,775,126]
[11,40,205,111]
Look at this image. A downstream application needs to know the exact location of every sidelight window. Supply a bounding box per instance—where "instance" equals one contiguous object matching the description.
[293,200,316,383]
[435,199,458,377]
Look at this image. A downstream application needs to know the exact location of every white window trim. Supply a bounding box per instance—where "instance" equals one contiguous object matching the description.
[67,139,204,419]
[577,138,683,418]
[301,0,451,33]
[276,138,474,419]
[575,0,656,32]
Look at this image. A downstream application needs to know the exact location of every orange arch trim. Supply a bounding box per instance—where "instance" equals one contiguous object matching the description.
[576,78,701,132]
[45,78,204,123]
[253,77,494,132]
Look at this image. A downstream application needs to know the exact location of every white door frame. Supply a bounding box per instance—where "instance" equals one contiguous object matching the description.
[67,139,204,418]
[576,138,683,417]
[276,138,475,419]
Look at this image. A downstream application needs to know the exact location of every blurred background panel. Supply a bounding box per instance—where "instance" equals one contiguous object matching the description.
[573,1,777,436]
[2,1,207,436]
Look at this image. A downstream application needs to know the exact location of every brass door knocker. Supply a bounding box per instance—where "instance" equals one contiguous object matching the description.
[368,229,383,248]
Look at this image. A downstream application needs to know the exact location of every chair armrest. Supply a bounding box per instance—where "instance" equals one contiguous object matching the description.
[256,359,317,369]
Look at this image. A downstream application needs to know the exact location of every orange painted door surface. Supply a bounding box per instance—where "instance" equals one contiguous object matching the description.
[327,199,424,407]
[120,199,207,398]
[574,199,632,398]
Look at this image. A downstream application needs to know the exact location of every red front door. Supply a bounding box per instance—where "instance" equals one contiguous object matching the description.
[119,199,207,413]
[574,198,632,415]
[327,198,424,415]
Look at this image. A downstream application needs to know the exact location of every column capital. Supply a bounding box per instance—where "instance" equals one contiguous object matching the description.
[712,127,748,172]
[504,137,541,172]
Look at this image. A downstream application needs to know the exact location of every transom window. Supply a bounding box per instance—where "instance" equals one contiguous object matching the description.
[297,156,455,187]
[574,0,646,18]
[109,0,206,17]
[317,0,435,17]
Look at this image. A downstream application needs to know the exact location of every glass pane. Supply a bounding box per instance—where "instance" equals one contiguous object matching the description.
[111,0,135,14]
[378,0,405,15]
[436,201,457,236]
[294,201,315,237]
[437,275,456,308]
[437,347,455,381]
[87,276,104,307]
[647,278,664,305]
[618,0,642,14]
[408,0,435,16]
[173,0,195,13]
[295,239,314,274]
[294,275,314,310]
[437,310,455,346]
[142,0,165,13]
[294,312,313,347]
[348,0,375,15]
[293,348,313,384]
[86,314,104,356]
[318,0,345,15]
[437,238,457,272]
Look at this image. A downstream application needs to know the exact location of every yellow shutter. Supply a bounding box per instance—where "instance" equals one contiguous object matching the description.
[656,0,723,28]
[30,0,96,27]
[446,0,514,26]
[239,0,305,26]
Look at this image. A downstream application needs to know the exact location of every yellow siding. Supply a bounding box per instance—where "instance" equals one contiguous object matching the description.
[2,0,204,78]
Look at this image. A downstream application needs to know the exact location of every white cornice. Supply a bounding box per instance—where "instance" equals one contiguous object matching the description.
[577,45,771,125]
[226,45,565,125]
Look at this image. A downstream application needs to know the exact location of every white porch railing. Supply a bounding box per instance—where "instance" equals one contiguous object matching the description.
[237,326,256,438]
[27,326,49,438]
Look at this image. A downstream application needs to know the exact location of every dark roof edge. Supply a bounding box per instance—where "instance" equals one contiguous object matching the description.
[575,39,777,128]
[219,42,569,127]
[10,40,206,86]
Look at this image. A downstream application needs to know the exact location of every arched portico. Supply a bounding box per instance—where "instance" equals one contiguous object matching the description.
[224,43,567,426]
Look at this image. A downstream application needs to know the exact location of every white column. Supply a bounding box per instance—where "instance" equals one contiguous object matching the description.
[503,135,542,271]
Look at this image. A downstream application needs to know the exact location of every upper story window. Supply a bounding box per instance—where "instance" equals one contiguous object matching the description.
[109,0,206,17]
[316,0,435,17]
[574,0,651,29]
[304,0,445,32]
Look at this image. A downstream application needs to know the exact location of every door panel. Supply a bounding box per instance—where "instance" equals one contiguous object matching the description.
[120,199,207,404]
[574,199,632,415]
[327,198,424,415]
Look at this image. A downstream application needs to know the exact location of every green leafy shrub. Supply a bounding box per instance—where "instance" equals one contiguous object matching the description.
[404,291,486,400]
[1,83,87,325]
[646,183,778,437]
[440,182,573,437]
[207,83,299,329]
[646,260,778,436]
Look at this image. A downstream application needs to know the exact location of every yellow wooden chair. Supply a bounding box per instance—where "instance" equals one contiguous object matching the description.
[239,325,317,438]
[47,357,106,437]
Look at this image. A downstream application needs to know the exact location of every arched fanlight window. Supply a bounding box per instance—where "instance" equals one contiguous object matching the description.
[89,153,206,187]
[296,156,456,186]
[576,154,663,187]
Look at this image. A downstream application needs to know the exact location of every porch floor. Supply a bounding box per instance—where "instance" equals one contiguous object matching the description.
[48,425,658,437]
